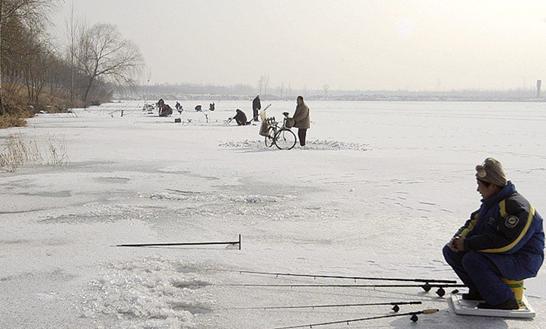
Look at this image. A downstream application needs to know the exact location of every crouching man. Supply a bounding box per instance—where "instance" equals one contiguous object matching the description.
[443,158,544,309]
[232,109,251,126]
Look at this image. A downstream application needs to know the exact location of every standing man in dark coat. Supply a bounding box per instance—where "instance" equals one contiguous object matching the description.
[252,95,261,121]
[292,96,310,147]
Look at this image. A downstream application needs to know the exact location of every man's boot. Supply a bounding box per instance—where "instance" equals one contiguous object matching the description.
[477,297,519,310]
[462,289,483,301]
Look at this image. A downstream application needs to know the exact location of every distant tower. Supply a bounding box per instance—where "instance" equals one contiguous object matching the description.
[537,80,542,98]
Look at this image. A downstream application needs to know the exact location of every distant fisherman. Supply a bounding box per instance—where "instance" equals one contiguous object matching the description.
[232,109,251,126]
[292,96,310,147]
[252,95,261,121]
[443,158,544,310]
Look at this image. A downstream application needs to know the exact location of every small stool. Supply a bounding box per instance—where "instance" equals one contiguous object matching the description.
[502,278,524,306]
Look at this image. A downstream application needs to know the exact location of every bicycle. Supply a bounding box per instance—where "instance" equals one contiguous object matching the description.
[262,112,297,150]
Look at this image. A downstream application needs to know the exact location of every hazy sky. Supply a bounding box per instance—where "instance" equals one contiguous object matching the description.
[49,0,546,91]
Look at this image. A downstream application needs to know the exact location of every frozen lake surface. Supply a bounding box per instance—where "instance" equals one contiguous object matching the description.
[1,100,545,329]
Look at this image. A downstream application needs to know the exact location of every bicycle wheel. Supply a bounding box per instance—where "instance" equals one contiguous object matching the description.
[264,127,276,147]
[274,128,297,150]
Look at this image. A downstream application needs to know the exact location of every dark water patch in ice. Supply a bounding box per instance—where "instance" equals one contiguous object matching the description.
[158,168,220,181]
[168,302,212,314]
[3,199,111,218]
[0,237,68,248]
[166,188,202,195]
[419,201,436,206]
[150,192,192,201]
[0,207,52,215]
[40,213,105,224]
[94,176,130,184]
[175,263,213,273]
[17,190,72,198]
[171,279,210,290]
[157,169,191,175]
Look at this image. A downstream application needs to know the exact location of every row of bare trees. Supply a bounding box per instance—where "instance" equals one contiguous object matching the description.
[0,0,143,116]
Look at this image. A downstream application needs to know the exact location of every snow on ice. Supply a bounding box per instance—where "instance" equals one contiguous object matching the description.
[1,100,545,329]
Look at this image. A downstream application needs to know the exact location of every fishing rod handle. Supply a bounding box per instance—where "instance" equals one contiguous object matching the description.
[422,309,440,314]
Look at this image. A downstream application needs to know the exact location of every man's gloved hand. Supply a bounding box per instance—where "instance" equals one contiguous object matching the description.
[452,236,466,252]
[447,235,465,252]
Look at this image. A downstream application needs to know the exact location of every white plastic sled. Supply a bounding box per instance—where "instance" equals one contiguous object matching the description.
[449,293,535,319]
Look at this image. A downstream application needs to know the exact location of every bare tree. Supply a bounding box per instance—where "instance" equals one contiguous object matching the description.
[23,46,50,104]
[0,0,53,114]
[74,23,143,106]
[20,16,51,105]
[67,0,75,107]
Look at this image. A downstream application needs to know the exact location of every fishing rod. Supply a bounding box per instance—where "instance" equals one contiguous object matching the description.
[115,234,241,250]
[218,283,465,297]
[233,301,422,313]
[238,270,457,284]
[273,308,440,329]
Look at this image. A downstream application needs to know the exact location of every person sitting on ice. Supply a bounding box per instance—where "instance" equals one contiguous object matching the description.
[231,109,251,126]
[443,158,544,310]
[158,103,173,117]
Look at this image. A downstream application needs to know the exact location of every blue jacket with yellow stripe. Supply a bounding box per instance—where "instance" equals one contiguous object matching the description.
[456,181,544,280]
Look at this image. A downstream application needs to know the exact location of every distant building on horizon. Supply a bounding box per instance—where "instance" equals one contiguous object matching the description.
[537,80,542,98]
